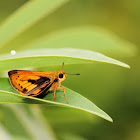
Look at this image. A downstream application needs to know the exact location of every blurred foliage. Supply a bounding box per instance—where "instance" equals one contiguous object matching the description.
[0,0,139,140]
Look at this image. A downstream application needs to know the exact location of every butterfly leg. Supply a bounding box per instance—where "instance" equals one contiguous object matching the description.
[57,85,68,103]
[53,85,58,101]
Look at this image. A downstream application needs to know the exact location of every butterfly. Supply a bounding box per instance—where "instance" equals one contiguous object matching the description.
[8,63,80,103]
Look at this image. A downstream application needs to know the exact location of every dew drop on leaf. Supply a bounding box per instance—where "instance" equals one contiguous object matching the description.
[11,50,16,55]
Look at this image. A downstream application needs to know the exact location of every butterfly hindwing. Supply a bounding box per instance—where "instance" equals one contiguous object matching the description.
[8,70,56,96]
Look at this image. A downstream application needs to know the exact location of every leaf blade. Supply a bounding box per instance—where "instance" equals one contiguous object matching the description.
[25,27,137,57]
[1,27,137,57]
[0,0,68,47]
[0,48,130,71]
[0,78,113,122]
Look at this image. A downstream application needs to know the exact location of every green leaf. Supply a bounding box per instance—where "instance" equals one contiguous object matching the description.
[24,27,137,57]
[1,104,56,140]
[0,0,68,47]
[0,124,13,140]
[8,105,57,140]
[0,48,129,71]
[0,78,112,122]
[1,27,137,57]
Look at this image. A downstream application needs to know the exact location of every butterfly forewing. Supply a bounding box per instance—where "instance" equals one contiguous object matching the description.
[8,70,56,96]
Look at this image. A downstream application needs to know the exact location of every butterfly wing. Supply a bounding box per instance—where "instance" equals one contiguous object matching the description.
[8,70,57,96]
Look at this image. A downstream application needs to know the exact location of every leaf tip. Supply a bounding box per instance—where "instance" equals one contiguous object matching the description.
[124,64,130,69]
[108,117,113,123]
[102,114,113,122]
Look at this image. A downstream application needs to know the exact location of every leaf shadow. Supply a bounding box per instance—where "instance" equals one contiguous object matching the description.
[21,91,50,104]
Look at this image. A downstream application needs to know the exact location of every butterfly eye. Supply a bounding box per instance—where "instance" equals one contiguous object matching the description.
[59,73,63,78]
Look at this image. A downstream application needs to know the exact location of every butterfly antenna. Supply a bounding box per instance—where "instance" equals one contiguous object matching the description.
[66,73,80,75]
[62,62,64,71]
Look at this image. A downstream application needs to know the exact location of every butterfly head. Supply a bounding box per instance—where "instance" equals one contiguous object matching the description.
[58,71,67,82]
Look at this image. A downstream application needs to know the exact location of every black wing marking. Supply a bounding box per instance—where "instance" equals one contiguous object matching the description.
[25,80,50,95]
[28,76,50,85]
[21,76,50,94]
[25,78,58,96]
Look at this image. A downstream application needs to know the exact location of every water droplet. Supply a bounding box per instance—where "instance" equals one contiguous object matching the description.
[11,50,16,55]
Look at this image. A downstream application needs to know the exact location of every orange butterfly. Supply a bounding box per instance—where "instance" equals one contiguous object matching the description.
[8,63,79,103]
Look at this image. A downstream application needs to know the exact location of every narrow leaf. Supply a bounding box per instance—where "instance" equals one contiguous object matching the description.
[1,27,137,57]
[0,48,130,71]
[0,78,113,122]
[0,0,68,47]
[24,27,137,57]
